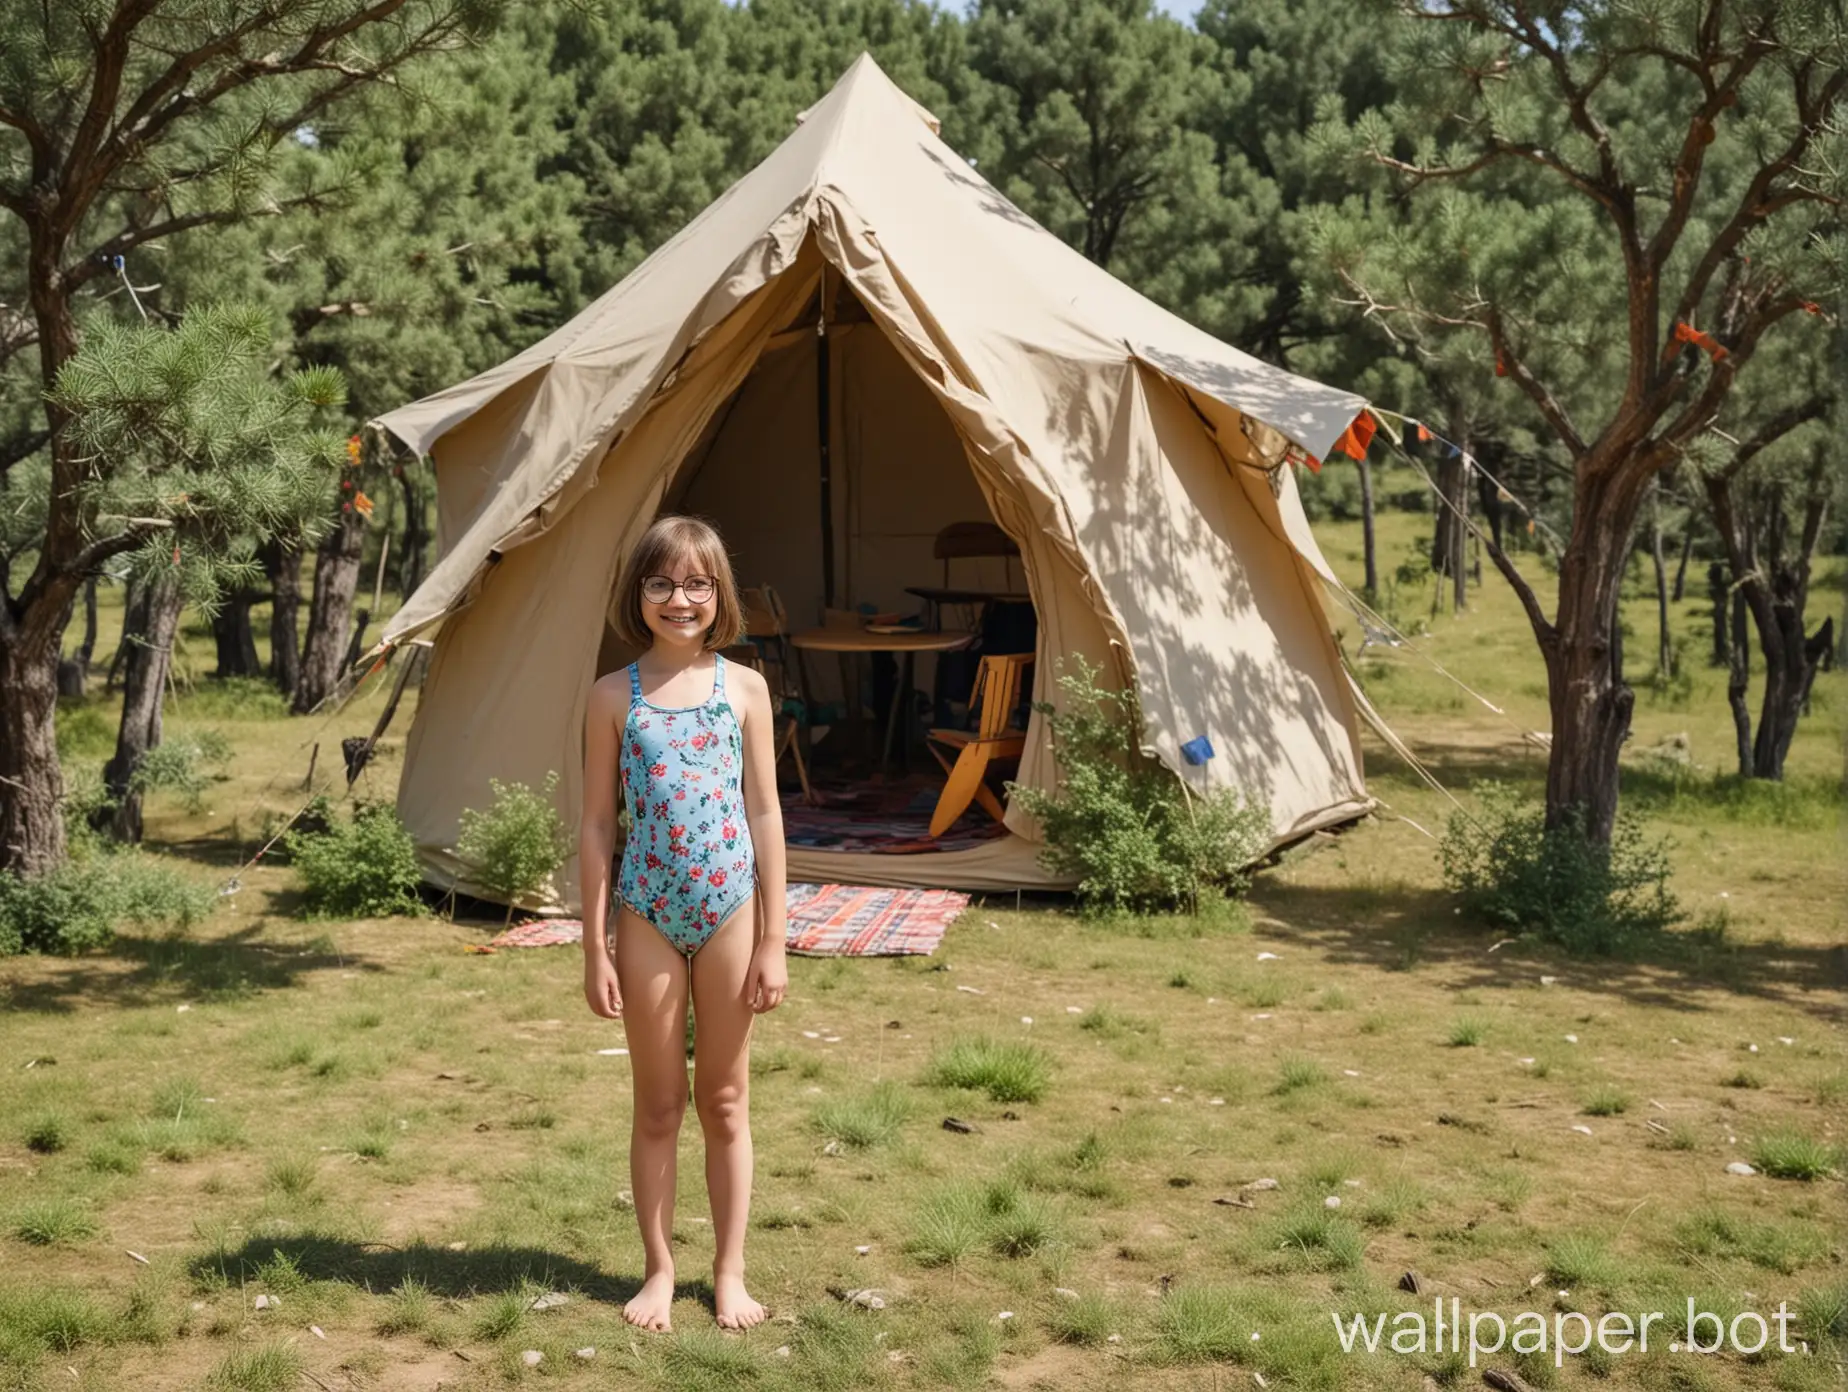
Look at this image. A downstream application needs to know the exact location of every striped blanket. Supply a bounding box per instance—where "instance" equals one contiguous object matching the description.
[487,881,966,957]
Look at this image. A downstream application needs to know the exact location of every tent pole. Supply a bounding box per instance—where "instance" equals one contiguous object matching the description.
[817,271,835,610]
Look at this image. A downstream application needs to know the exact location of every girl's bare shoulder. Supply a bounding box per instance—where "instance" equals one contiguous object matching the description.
[588,668,634,722]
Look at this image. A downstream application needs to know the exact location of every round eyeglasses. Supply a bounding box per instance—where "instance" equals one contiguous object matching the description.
[640,574,716,605]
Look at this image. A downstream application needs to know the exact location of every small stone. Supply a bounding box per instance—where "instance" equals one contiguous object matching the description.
[1253,1013,1272,1020]
[1725,1161,1756,1176]
[842,1288,886,1310]
[253,1294,277,1310]
[1066,1006,1083,1014]
[521,1349,543,1367]
[1777,1036,1794,1046]
[1343,1069,1359,1077]
[955,985,985,995]
[1256,952,1279,961]
[1539,976,1558,986]
[1243,1177,1279,1191]
[615,1190,634,1209]
[822,1140,844,1155]
[448,1240,467,1250]
[1209,1097,1225,1105]
[310,1325,325,1339]
[176,1004,192,1013]
[1053,1288,1079,1300]
[1343,1178,1362,1187]
[596,1047,628,1055]
[1518,1058,1536,1066]
[1106,1333,1122,1344]
[802,1031,820,1039]
[823,1036,842,1043]
[1160,1096,1172,1103]
[1570,1124,1593,1136]
[997,1311,1014,1321]
[574,1347,596,1360]
[1323,1195,1341,1208]
[530,1291,568,1311]
[1747,1043,1758,1053]
[1563,1034,1578,1044]
[773,1345,791,1357]
[855,1245,872,1255]
[1020,1016,1033,1026]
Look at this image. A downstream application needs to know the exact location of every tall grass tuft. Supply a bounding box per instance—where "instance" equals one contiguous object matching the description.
[926,1036,1051,1104]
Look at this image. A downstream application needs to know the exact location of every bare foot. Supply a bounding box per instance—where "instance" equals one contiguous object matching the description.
[623,1269,676,1332]
[713,1272,767,1330]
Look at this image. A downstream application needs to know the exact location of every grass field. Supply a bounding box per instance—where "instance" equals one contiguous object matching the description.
[2,484,1843,1391]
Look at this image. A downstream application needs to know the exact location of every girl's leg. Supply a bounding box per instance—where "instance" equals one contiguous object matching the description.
[613,905,691,1332]
[689,896,768,1330]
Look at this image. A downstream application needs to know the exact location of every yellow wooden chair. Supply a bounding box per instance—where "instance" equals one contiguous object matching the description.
[925,652,1032,837]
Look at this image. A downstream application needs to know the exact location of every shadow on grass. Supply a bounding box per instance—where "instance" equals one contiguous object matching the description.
[1249,881,1848,1022]
[195,1233,710,1312]
[0,924,384,1015]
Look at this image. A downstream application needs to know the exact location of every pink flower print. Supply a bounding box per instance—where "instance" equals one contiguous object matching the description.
[670,824,686,841]
[709,870,727,889]
[689,866,703,879]
[654,895,669,913]
[649,762,667,778]
[645,852,663,870]
[722,821,737,841]
[630,741,642,756]
[653,801,669,819]
[675,788,687,801]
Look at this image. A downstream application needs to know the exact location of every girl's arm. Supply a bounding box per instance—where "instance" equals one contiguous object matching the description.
[579,676,626,989]
[736,664,788,1012]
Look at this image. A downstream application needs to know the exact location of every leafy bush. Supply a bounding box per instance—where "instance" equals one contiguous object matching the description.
[455,771,570,916]
[130,730,232,813]
[0,854,214,956]
[1440,782,1679,956]
[286,802,423,918]
[1009,656,1270,913]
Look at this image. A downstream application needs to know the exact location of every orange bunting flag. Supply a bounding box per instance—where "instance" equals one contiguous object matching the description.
[1672,320,1728,361]
[354,490,374,519]
[171,542,181,567]
[1526,518,1536,536]
[1800,301,1823,316]
[1494,348,1509,378]
[1301,453,1322,474]
[1333,411,1377,461]
[345,434,362,467]
[1416,423,1432,443]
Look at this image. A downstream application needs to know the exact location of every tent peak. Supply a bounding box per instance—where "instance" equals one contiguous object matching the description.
[797,51,941,135]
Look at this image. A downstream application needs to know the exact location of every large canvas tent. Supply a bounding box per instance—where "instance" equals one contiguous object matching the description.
[369,54,1376,909]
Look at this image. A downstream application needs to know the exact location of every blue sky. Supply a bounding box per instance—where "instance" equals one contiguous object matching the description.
[1152,0,1201,17]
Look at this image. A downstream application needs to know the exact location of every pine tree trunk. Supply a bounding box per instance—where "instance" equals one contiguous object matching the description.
[1707,562,1730,668]
[1650,506,1673,677]
[397,465,431,601]
[211,586,262,679]
[1727,590,1753,776]
[56,577,99,697]
[264,539,302,699]
[1671,532,1692,602]
[1540,486,1638,847]
[1431,450,1465,580]
[1453,460,1469,612]
[102,573,183,843]
[0,598,71,875]
[1357,457,1378,596]
[294,505,367,714]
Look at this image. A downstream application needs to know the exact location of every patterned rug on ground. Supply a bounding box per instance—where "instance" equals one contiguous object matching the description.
[487,882,967,957]
[779,782,1007,855]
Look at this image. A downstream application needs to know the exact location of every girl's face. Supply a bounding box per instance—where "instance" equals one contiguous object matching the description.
[638,551,717,649]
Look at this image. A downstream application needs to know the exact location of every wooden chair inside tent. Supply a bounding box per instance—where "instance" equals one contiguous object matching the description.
[924,651,1033,837]
[737,585,816,805]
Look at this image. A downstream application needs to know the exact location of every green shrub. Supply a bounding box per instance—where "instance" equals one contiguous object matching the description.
[1009,656,1270,912]
[455,771,570,916]
[0,853,212,956]
[286,802,423,918]
[130,730,232,813]
[1440,782,1678,956]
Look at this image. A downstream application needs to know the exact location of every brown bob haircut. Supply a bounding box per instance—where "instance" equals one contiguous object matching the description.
[611,514,746,651]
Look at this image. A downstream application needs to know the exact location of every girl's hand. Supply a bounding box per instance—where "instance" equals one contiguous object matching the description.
[749,943,788,1014]
[584,949,624,1021]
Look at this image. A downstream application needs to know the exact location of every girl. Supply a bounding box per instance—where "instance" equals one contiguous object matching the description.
[579,514,789,1333]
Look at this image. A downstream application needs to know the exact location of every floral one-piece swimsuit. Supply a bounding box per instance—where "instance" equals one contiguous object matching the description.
[615,654,757,957]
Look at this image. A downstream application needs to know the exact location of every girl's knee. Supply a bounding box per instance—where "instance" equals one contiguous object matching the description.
[693,1080,749,1139]
[634,1088,689,1140]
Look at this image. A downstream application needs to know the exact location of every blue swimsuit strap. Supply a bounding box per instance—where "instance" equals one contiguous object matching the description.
[628,662,641,702]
